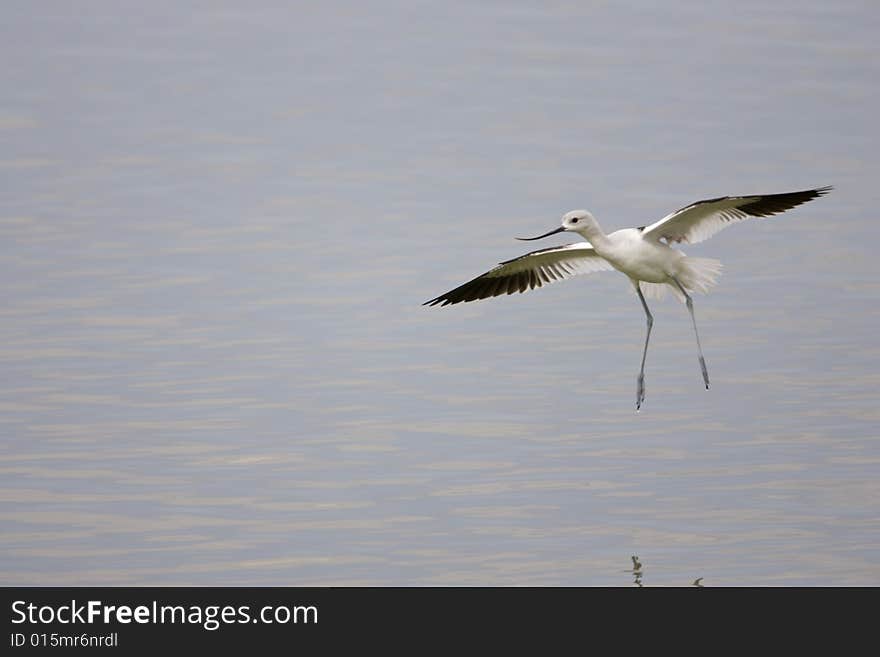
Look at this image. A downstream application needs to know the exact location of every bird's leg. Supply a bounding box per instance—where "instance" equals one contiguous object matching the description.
[635,283,653,411]
[671,276,710,390]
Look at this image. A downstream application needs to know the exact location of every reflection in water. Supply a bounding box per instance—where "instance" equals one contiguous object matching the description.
[630,555,643,588]
[627,557,705,587]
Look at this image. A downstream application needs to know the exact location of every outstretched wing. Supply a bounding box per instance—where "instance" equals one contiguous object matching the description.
[424,242,613,307]
[642,186,831,245]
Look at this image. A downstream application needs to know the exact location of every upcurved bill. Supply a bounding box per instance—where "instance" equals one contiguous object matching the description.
[516,226,566,241]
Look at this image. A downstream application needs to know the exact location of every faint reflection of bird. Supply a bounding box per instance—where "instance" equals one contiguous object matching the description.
[425,187,831,410]
[631,555,644,587]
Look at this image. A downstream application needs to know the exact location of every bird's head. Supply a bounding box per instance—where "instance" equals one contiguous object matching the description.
[517,209,598,241]
[562,209,597,231]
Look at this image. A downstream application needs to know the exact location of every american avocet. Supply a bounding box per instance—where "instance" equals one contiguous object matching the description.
[425,187,832,410]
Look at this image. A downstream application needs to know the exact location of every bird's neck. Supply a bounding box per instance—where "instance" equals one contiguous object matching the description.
[576,220,610,250]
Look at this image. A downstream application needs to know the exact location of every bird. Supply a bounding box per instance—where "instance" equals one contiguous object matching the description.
[424,186,832,410]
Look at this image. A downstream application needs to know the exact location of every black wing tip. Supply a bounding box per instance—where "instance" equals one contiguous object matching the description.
[422,295,447,306]
[422,294,476,307]
[770,185,833,199]
[737,185,833,218]
[786,185,834,203]
[796,185,833,198]
[422,291,477,307]
[694,185,832,206]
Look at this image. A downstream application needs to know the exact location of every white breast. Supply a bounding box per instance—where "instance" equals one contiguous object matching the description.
[601,229,679,283]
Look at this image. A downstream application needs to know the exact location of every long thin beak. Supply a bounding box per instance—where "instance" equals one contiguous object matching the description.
[516,226,566,241]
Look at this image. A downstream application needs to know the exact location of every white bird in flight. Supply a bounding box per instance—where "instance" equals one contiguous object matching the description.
[425,187,832,410]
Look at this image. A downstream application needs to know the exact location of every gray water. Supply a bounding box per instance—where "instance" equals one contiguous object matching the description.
[2,1,878,586]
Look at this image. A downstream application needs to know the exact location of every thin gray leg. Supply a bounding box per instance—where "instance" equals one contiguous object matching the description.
[671,276,710,390]
[635,283,653,411]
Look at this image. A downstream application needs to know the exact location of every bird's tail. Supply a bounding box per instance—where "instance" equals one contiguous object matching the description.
[639,257,723,302]
[673,256,723,302]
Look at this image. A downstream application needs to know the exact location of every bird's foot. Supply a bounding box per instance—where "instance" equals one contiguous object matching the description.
[636,373,645,411]
[699,356,710,390]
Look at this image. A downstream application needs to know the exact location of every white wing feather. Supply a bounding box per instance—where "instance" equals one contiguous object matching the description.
[642,187,831,245]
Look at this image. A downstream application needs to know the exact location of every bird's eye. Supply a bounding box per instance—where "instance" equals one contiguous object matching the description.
[571,218,579,223]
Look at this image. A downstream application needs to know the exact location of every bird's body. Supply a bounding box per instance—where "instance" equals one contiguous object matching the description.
[425,187,831,409]
[593,227,686,284]
[575,225,722,301]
